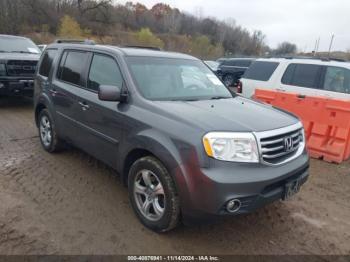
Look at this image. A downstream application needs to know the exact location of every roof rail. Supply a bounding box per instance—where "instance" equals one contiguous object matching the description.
[318,57,347,62]
[267,55,314,60]
[266,55,348,62]
[54,39,95,45]
[121,45,162,51]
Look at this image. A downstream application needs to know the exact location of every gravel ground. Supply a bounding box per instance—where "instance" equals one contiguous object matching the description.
[0,96,349,255]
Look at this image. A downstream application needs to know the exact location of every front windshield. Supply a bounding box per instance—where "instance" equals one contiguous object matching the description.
[126,57,232,101]
[0,37,41,54]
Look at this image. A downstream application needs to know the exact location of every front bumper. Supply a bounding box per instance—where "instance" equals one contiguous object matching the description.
[176,150,309,219]
[0,78,34,96]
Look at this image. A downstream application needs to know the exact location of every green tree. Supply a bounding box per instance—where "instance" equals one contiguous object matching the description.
[135,28,164,48]
[189,35,223,59]
[58,15,84,38]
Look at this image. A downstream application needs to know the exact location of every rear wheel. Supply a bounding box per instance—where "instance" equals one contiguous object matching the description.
[38,109,64,153]
[128,156,180,232]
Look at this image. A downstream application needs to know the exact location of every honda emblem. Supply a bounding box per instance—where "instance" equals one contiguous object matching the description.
[284,136,294,152]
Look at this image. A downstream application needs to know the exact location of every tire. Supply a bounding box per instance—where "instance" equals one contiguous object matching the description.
[128,156,180,232]
[38,109,64,153]
[223,74,235,87]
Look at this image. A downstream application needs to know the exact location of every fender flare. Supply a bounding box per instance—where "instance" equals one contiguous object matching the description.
[34,93,56,127]
[119,128,186,187]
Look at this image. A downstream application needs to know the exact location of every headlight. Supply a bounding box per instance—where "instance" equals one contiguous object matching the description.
[0,63,6,76]
[203,132,259,163]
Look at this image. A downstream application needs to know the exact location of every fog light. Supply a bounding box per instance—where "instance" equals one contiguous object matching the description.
[226,199,241,213]
[0,83,4,89]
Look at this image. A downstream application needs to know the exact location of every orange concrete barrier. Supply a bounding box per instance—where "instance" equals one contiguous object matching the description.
[254,89,350,163]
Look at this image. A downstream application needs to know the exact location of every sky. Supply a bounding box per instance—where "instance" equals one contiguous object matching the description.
[117,0,350,52]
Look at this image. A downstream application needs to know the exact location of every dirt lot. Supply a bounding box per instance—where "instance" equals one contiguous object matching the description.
[0,96,349,255]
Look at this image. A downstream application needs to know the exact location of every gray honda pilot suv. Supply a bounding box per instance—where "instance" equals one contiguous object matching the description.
[34,41,309,232]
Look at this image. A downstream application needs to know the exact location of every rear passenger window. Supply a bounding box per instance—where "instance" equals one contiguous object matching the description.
[281,64,295,84]
[236,60,252,67]
[282,63,322,88]
[323,66,350,94]
[87,54,123,92]
[58,51,88,86]
[222,60,235,66]
[243,61,279,81]
[39,49,57,77]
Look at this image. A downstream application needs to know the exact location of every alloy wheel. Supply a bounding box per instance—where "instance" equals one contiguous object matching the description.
[40,115,52,147]
[133,169,166,221]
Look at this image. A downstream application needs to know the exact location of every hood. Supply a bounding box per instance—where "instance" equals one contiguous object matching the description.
[0,52,40,61]
[153,96,299,132]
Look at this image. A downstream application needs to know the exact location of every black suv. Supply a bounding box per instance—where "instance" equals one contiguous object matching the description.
[34,42,309,232]
[217,58,255,87]
[0,35,41,96]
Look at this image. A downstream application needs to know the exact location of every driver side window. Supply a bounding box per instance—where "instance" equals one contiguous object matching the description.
[88,54,123,92]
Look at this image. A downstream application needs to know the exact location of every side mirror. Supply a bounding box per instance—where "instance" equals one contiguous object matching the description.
[98,85,121,101]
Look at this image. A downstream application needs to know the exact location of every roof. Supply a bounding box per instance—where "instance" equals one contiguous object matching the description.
[47,42,198,60]
[0,34,28,40]
[256,57,350,68]
[109,46,198,60]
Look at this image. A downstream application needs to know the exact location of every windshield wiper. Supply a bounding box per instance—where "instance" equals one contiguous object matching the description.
[11,51,37,54]
[171,98,199,102]
[209,96,231,100]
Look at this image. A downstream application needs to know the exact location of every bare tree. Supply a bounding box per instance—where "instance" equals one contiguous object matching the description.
[273,42,297,55]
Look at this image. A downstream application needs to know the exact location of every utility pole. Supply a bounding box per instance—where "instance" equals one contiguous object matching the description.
[316,37,320,55]
[313,37,320,56]
[328,34,335,58]
[313,39,318,56]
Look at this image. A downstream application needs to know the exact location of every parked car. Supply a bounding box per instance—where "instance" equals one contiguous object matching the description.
[0,34,41,96]
[240,57,350,99]
[38,44,47,52]
[216,57,229,63]
[217,58,255,87]
[34,41,309,232]
[204,60,220,72]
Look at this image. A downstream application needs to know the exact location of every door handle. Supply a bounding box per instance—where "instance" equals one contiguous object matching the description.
[49,89,58,96]
[79,101,90,111]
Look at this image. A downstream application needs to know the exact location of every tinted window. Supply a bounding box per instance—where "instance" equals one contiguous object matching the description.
[281,64,295,84]
[236,60,253,67]
[222,60,235,66]
[282,63,321,88]
[323,66,350,94]
[59,51,88,86]
[244,61,279,81]
[88,54,123,92]
[39,49,57,77]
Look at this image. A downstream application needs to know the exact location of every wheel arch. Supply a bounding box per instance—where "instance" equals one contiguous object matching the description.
[122,148,156,186]
[35,103,47,127]
[120,130,184,189]
[34,93,55,127]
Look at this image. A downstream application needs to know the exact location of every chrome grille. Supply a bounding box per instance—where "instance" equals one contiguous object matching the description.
[6,60,37,76]
[257,124,304,165]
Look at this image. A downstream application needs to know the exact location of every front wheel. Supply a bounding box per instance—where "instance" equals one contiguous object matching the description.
[128,156,180,232]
